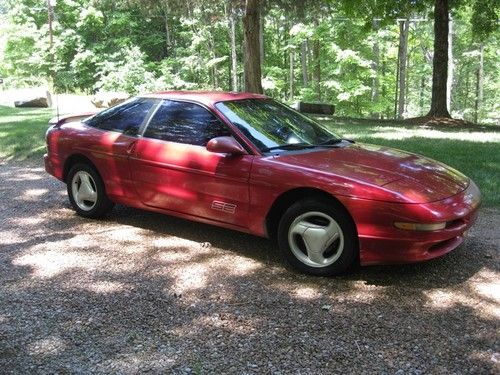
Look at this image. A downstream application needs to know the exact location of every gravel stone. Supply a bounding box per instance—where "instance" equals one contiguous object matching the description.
[0,159,499,374]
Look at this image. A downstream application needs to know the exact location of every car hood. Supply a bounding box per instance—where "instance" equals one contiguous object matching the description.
[272,143,469,203]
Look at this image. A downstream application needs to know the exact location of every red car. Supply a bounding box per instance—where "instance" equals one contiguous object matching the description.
[44,92,480,276]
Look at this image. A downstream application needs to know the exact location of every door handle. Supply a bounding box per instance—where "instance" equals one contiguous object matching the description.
[126,141,137,155]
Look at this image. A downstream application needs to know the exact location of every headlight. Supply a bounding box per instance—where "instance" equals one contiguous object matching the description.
[394,222,446,231]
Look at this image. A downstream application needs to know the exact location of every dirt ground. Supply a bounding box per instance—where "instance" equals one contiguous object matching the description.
[0,159,499,374]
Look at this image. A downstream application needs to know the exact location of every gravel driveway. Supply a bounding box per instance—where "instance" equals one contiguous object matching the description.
[0,159,498,374]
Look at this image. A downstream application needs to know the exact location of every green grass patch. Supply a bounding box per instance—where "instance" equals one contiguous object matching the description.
[322,118,500,207]
[0,105,54,160]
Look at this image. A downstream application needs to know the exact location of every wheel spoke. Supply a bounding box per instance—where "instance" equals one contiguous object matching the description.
[301,225,330,264]
[290,221,310,236]
[77,174,96,202]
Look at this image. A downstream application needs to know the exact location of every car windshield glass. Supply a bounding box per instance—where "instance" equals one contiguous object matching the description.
[215,99,340,152]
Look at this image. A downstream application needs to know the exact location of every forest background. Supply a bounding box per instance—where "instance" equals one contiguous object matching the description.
[0,0,498,124]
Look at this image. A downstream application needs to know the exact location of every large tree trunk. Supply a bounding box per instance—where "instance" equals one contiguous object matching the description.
[474,43,484,124]
[427,0,451,118]
[446,13,453,113]
[243,0,263,93]
[259,5,264,68]
[397,19,409,119]
[228,1,238,91]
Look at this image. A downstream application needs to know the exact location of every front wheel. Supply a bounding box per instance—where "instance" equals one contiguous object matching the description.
[66,163,114,218]
[277,198,357,276]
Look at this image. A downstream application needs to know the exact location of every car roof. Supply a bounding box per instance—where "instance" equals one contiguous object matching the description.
[140,91,267,106]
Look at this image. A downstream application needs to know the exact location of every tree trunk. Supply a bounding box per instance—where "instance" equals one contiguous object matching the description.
[427,0,451,118]
[397,19,409,119]
[301,40,308,86]
[446,13,453,113]
[289,47,294,100]
[313,20,321,101]
[243,0,263,93]
[371,19,380,119]
[474,43,484,124]
[259,5,264,68]
[419,76,425,116]
[228,1,238,91]
[162,3,171,58]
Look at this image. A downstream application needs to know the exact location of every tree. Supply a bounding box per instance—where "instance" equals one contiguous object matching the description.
[397,19,409,119]
[243,0,263,93]
[427,0,451,117]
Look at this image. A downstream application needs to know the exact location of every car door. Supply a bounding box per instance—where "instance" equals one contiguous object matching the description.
[80,97,158,199]
[129,99,253,228]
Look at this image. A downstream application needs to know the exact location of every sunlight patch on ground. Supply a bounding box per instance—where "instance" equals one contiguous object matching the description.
[78,280,127,294]
[22,188,49,199]
[343,127,500,142]
[13,248,107,278]
[163,253,261,295]
[28,335,66,356]
[424,268,500,320]
[169,264,209,294]
[106,225,149,243]
[0,170,45,181]
[8,216,45,226]
[273,279,386,304]
[0,230,25,245]
[294,286,322,300]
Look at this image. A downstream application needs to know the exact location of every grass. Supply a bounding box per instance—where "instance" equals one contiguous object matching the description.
[0,105,498,206]
[0,105,54,160]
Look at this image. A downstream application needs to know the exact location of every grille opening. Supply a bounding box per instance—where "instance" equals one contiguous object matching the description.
[445,218,465,229]
[428,237,459,253]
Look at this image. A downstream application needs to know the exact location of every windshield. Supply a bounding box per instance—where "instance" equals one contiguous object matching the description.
[215,99,340,152]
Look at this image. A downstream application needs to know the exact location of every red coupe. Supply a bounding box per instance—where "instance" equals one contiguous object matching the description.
[44,92,481,276]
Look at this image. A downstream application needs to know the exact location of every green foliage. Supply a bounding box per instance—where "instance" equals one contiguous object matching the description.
[94,46,159,94]
[470,0,499,41]
[0,0,498,122]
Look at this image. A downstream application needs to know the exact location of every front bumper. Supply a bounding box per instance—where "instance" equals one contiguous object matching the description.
[341,181,481,265]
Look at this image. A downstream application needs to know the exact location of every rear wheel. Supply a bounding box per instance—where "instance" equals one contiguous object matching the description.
[277,198,357,276]
[66,163,114,218]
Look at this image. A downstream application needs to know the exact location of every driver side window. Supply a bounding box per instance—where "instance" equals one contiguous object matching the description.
[143,100,231,146]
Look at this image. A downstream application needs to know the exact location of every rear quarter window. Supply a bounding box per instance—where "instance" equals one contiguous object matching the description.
[85,98,156,135]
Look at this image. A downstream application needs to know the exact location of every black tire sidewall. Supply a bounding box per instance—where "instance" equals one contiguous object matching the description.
[66,163,113,218]
[277,198,357,276]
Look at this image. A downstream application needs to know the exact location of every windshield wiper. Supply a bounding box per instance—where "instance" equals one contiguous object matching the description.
[318,138,354,146]
[262,143,316,152]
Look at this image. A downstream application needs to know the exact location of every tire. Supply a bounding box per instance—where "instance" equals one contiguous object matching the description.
[66,163,114,218]
[277,198,357,276]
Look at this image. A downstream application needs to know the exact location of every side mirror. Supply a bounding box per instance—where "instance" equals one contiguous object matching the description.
[206,136,246,155]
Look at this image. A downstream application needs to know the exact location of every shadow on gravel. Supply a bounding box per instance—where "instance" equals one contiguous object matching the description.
[1,160,498,374]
